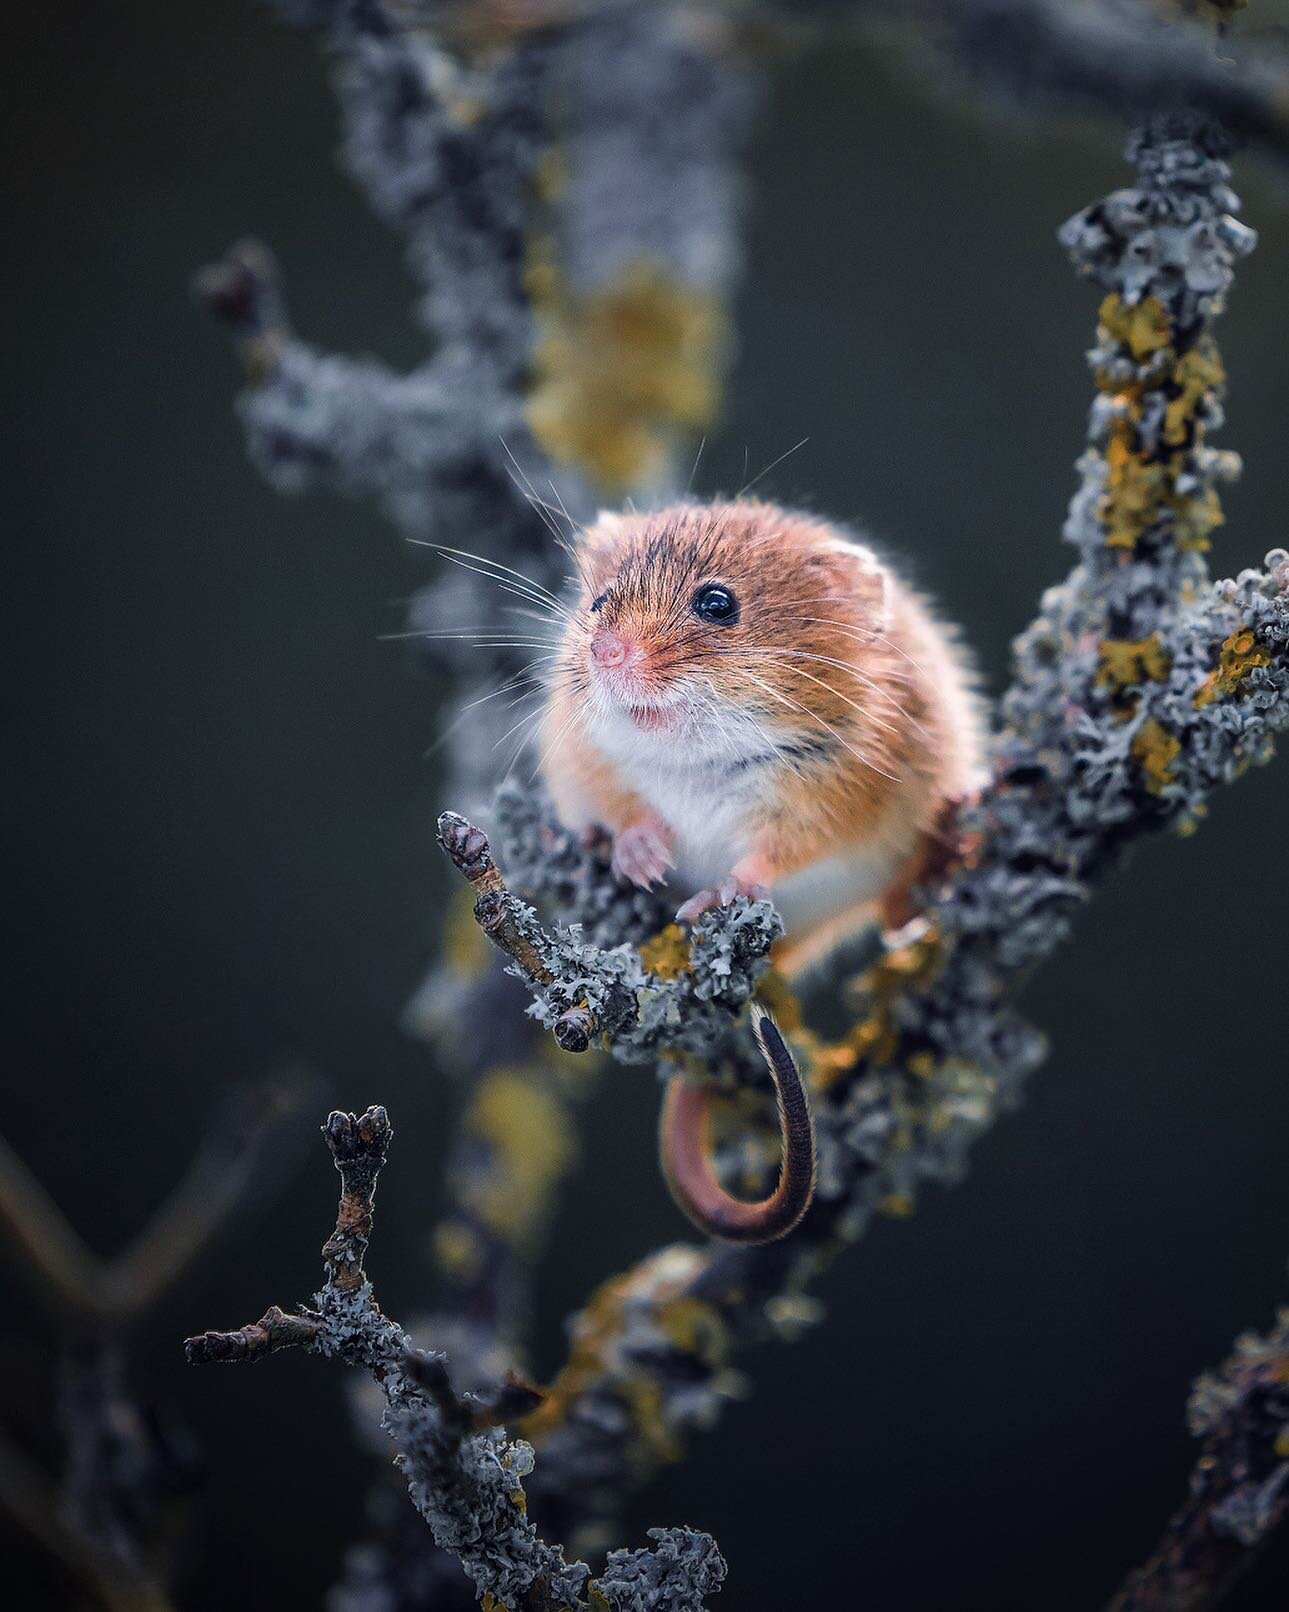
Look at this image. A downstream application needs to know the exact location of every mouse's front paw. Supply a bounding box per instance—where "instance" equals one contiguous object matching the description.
[611,818,674,890]
[676,871,770,923]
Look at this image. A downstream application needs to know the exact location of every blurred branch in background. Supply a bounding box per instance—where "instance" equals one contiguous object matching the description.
[858,0,1289,163]
[1111,1291,1289,1611]
[0,1068,319,1612]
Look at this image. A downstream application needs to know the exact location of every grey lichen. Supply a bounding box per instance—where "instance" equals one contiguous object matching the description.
[593,1527,728,1612]
[316,1301,591,1607]
[444,785,783,1068]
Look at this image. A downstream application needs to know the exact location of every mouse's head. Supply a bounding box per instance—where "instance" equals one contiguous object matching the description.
[555,500,892,763]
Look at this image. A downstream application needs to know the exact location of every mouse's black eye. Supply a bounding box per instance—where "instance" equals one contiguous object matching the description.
[590,593,608,613]
[692,583,739,626]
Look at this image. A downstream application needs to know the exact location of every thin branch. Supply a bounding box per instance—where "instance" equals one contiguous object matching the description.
[436,812,604,1052]
[0,1131,103,1317]
[182,1305,322,1366]
[102,1067,320,1317]
[320,1105,392,1291]
[0,1068,319,1324]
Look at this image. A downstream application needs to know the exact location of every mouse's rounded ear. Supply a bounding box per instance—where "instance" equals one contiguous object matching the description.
[824,537,890,634]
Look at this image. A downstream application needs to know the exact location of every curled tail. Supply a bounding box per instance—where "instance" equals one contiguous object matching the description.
[659,1009,816,1244]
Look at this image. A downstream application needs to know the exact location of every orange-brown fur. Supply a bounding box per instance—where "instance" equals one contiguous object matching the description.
[541,500,985,936]
[537,499,986,1242]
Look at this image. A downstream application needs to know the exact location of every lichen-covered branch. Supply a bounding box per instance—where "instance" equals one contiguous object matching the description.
[183,1106,727,1610]
[206,0,749,552]
[1109,1287,1289,1610]
[436,808,782,1067]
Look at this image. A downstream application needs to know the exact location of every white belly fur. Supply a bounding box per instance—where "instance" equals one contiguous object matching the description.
[585,711,903,935]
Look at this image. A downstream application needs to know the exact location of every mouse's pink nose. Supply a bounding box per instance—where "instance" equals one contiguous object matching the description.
[591,627,634,669]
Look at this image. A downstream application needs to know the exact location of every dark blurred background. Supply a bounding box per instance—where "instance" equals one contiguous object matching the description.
[4,2,1288,1608]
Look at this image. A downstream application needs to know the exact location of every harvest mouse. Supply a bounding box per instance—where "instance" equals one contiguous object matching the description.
[537,499,987,1242]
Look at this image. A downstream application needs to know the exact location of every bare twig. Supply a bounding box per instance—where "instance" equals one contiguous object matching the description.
[320,1105,392,1292]
[182,1305,322,1366]
[435,812,616,1053]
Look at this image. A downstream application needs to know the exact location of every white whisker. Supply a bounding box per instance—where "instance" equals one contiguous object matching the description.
[735,438,809,500]
[740,671,902,784]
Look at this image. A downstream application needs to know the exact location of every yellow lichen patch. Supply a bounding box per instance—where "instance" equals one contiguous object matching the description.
[431,1216,487,1282]
[1091,303,1231,555]
[1169,483,1225,553]
[1096,633,1173,692]
[1099,294,1171,361]
[828,1011,898,1084]
[519,1247,707,1468]
[524,229,560,308]
[532,147,567,206]
[656,1294,729,1369]
[638,923,692,981]
[1194,625,1272,708]
[807,1037,861,1093]
[527,257,726,491]
[1100,427,1168,550]
[621,1375,683,1468]
[1132,717,1181,794]
[754,969,805,1033]
[1162,340,1225,447]
[812,926,947,1092]
[460,1068,576,1243]
[1176,801,1208,838]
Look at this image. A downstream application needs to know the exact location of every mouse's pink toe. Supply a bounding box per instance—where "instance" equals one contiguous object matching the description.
[611,820,674,889]
[718,873,770,907]
[675,886,720,923]
[676,874,770,923]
